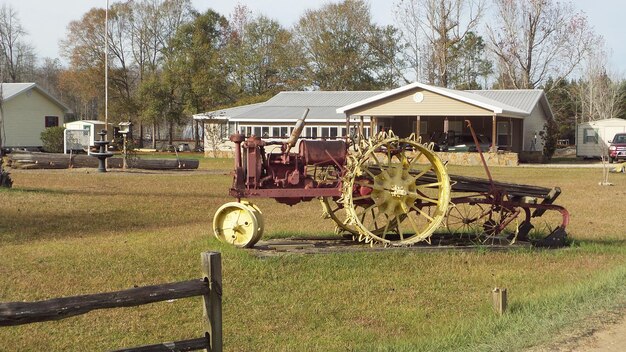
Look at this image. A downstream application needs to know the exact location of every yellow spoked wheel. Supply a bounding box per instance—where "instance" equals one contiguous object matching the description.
[320,197,358,235]
[213,201,264,248]
[320,196,399,237]
[343,133,451,246]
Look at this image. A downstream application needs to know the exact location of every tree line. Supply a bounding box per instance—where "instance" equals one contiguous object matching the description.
[0,0,624,147]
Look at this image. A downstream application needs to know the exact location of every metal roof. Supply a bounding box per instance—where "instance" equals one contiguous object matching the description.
[468,89,544,114]
[195,84,552,123]
[1,83,70,111]
[230,91,382,122]
[64,120,109,126]
[439,87,528,116]
[193,103,264,120]
[264,91,383,107]
[2,83,35,100]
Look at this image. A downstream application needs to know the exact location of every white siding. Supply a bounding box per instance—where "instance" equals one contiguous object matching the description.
[64,121,109,146]
[576,119,626,158]
[3,89,65,147]
[522,104,548,152]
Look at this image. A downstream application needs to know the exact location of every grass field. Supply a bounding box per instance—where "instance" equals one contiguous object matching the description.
[1,159,625,351]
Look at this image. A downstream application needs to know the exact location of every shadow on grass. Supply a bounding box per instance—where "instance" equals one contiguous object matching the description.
[0,206,210,244]
[10,186,225,200]
[569,238,626,247]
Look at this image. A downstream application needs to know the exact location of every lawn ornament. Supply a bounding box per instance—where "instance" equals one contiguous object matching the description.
[91,130,114,172]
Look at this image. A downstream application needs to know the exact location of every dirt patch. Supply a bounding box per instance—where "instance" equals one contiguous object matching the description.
[248,235,534,257]
[529,307,626,352]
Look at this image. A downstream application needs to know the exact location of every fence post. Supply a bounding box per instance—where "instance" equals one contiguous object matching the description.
[201,252,223,352]
[491,287,507,315]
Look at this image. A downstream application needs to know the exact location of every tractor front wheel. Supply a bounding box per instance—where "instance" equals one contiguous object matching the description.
[213,201,264,247]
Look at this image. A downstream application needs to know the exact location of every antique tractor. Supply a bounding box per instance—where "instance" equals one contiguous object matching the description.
[213,110,569,248]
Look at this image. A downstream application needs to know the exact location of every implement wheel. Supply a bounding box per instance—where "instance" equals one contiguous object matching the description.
[343,133,450,246]
[446,202,485,240]
[213,201,264,248]
[477,204,519,245]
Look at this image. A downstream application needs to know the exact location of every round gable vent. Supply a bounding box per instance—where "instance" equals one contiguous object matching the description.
[413,92,424,103]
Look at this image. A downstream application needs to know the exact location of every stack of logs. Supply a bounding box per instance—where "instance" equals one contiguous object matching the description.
[6,151,199,170]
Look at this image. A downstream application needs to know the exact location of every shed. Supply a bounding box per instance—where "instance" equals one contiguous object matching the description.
[576,118,626,158]
[0,83,70,149]
[63,120,112,154]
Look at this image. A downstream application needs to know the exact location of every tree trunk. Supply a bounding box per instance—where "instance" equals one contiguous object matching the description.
[152,122,157,149]
[194,120,200,150]
[138,121,144,148]
[168,120,174,146]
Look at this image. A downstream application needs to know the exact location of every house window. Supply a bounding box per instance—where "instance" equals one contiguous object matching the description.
[270,127,290,138]
[583,128,598,144]
[305,127,318,138]
[45,116,59,128]
[497,121,510,146]
[321,127,338,138]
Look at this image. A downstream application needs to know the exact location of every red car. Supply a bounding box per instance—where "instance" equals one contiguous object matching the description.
[608,133,626,163]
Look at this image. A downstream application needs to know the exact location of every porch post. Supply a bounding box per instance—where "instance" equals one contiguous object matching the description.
[492,114,497,152]
[359,116,365,137]
[415,115,421,138]
[370,116,376,136]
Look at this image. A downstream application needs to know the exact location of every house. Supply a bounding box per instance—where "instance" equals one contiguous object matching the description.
[194,82,554,159]
[0,83,70,149]
[576,118,626,158]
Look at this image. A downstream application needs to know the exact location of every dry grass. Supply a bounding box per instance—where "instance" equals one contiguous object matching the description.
[0,161,625,351]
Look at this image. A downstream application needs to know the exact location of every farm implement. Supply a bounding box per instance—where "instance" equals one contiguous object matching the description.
[213,111,569,248]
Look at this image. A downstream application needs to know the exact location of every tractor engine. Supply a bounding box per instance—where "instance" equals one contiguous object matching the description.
[229,133,347,204]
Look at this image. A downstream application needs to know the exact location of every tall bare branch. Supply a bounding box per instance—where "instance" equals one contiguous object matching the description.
[487,0,599,90]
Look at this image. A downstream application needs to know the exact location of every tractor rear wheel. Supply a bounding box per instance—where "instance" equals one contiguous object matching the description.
[343,132,451,246]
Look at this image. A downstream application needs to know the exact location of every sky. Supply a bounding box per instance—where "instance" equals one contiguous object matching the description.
[6,0,626,75]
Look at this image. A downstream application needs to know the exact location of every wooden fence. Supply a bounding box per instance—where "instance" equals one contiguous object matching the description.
[0,252,222,352]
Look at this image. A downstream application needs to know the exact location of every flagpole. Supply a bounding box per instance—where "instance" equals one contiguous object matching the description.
[105,0,109,141]
[104,0,109,168]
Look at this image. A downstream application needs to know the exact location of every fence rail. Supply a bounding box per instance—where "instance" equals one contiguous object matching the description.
[0,251,222,352]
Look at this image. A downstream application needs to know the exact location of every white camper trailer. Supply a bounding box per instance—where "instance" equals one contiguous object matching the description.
[576,118,626,158]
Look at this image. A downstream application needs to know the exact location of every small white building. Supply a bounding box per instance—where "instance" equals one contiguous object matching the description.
[576,118,626,158]
[63,120,112,154]
[0,83,70,149]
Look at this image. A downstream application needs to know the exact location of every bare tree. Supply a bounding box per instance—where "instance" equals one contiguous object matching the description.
[394,0,485,87]
[574,46,624,185]
[0,80,11,188]
[487,0,598,90]
[130,0,193,147]
[0,4,36,83]
[577,48,624,123]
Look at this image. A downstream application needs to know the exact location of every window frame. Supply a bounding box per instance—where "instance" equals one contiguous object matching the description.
[45,116,59,128]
